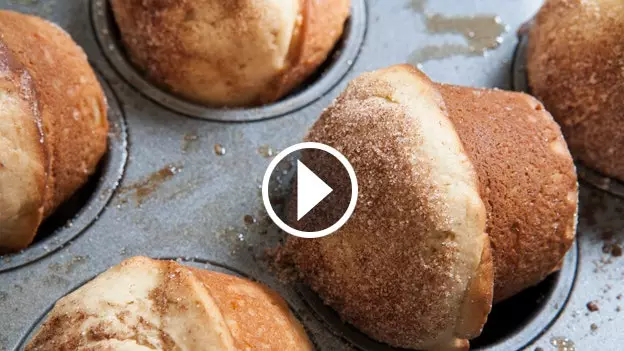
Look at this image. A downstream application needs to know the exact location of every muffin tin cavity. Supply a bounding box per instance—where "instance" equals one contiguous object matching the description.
[90,0,367,122]
[0,75,128,273]
[15,257,319,351]
[512,32,624,198]
[298,240,578,351]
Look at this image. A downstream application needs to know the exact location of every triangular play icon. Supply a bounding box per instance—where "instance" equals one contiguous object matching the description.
[296,160,333,221]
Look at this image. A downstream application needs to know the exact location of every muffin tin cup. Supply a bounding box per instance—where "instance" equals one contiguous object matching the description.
[511,32,624,199]
[90,0,367,122]
[297,240,578,351]
[268,166,579,350]
[0,74,128,273]
[14,257,321,351]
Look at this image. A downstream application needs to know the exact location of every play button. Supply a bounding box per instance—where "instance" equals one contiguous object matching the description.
[296,161,333,220]
[262,142,358,239]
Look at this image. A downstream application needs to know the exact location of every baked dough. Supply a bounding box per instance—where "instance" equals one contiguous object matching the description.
[0,11,108,252]
[111,0,351,107]
[0,40,46,252]
[26,256,313,351]
[286,65,493,350]
[437,83,578,301]
[285,64,578,349]
[527,0,624,180]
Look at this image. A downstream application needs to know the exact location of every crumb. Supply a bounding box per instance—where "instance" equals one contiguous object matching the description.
[243,215,257,225]
[214,144,226,156]
[587,301,599,312]
[603,243,622,257]
[591,323,598,331]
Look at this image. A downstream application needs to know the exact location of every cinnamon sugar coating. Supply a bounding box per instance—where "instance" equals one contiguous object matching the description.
[110,0,350,107]
[528,0,624,180]
[286,65,492,350]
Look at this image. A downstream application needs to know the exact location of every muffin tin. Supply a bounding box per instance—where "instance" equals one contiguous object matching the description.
[1,0,623,350]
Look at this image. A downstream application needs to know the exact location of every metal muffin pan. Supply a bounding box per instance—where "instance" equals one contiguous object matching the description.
[0,0,622,350]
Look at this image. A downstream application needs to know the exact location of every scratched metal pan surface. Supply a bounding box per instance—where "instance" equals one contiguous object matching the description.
[0,0,622,350]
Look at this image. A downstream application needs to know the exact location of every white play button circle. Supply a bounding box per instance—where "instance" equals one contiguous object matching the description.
[262,142,358,239]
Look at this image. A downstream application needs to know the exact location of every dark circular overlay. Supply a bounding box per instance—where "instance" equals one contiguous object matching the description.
[266,147,354,235]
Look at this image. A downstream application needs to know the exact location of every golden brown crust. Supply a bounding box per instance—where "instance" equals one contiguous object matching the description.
[269,0,351,102]
[286,64,491,349]
[110,0,350,107]
[437,84,578,301]
[0,40,47,251]
[0,11,107,251]
[26,257,313,351]
[0,10,108,218]
[189,267,312,349]
[527,0,624,180]
[456,241,493,340]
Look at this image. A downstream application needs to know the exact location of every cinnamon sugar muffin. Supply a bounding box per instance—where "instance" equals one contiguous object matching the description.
[0,11,108,252]
[284,64,578,349]
[26,257,312,351]
[286,65,494,350]
[110,0,351,107]
[527,0,624,181]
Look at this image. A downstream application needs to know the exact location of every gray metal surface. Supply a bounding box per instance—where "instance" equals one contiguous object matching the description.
[0,1,622,351]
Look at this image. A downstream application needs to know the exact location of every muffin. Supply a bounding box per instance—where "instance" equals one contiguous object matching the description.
[286,65,494,350]
[284,64,578,349]
[527,0,624,181]
[0,11,108,252]
[26,256,313,351]
[111,0,351,107]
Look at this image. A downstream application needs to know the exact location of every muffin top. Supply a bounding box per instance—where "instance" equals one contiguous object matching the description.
[26,257,313,351]
[528,0,624,180]
[286,65,491,350]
